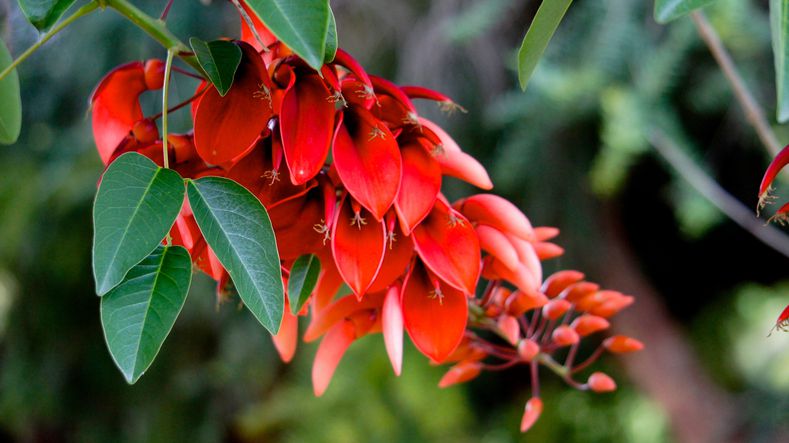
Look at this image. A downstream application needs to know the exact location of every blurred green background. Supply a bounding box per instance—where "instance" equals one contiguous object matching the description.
[0,0,787,441]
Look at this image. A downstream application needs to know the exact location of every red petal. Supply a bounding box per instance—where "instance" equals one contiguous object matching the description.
[367,222,414,293]
[193,42,272,165]
[312,319,355,396]
[505,233,543,284]
[280,74,336,184]
[394,140,442,234]
[272,301,298,363]
[268,186,324,260]
[402,261,468,363]
[331,197,386,298]
[759,144,789,197]
[238,0,278,53]
[304,291,385,342]
[436,149,494,190]
[91,62,147,164]
[332,109,402,220]
[412,200,480,295]
[382,285,404,376]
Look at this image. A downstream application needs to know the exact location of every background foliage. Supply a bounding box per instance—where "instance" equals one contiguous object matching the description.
[0,0,787,441]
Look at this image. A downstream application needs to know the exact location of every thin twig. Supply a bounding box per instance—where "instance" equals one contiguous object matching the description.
[691,11,782,157]
[649,129,789,258]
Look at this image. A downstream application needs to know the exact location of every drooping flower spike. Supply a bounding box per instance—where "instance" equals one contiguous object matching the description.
[89,5,642,432]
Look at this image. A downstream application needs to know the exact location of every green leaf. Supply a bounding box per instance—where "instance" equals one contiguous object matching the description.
[189,38,242,97]
[772,0,789,122]
[186,176,284,333]
[654,0,718,24]
[324,8,338,63]
[93,153,185,296]
[517,0,573,91]
[17,0,76,31]
[288,254,320,314]
[244,0,330,71]
[101,245,192,384]
[0,37,21,145]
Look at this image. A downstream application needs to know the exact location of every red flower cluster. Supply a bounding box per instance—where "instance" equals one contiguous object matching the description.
[89,8,641,432]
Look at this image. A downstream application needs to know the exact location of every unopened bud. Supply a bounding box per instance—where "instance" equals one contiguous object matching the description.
[517,339,540,362]
[520,397,543,432]
[497,315,521,345]
[603,335,644,353]
[543,299,571,320]
[506,290,548,316]
[571,315,610,337]
[132,118,159,144]
[551,325,579,347]
[144,59,166,90]
[438,361,482,388]
[588,372,616,393]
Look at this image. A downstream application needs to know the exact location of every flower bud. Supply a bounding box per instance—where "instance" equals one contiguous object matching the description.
[144,59,166,90]
[542,299,571,320]
[520,397,543,432]
[438,361,482,388]
[603,335,644,353]
[590,294,634,318]
[551,325,579,347]
[497,315,521,345]
[506,290,548,316]
[588,372,616,393]
[132,118,159,144]
[517,339,540,362]
[571,315,610,337]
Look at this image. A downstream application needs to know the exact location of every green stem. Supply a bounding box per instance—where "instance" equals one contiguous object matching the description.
[104,0,202,73]
[0,1,99,82]
[162,49,174,169]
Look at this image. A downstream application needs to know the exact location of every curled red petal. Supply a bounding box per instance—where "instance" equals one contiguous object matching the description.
[194,42,272,165]
[331,197,386,298]
[759,144,789,198]
[368,222,414,293]
[402,261,468,363]
[280,74,336,185]
[332,109,402,220]
[412,199,480,295]
[382,284,404,376]
[394,140,442,234]
[312,319,356,397]
[91,62,147,164]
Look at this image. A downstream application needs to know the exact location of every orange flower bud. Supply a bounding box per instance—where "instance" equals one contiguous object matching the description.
[517,339,540,362]
[574,290,617,312]
[571,315,610,337]
[603,335,644,353]
[144,59,166,90]
[541,270,584,298]
[590,294,634,317]
[520,397,543,432]
[552,325,579,347]
[561,282,599,302]
[542,299,571,320]
[506,290,548,316]
[498,315,521,345]
[533,241,564,260]
[132,118,159,144]
[588,372,617,393]
[438,361,482,388]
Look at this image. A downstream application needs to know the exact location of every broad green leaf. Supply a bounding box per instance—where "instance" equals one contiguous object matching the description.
[186,177,284,333]
[17,0,76,31]
[324,8,338,63]
[0,37,21,145]
[654,0,717,24]
[93,152,185,295]
[101,245,192,384]
[245,0,330,70]
[772,0,789,122]
[189,38,242,97]
[517,0,573,91]
[288,254,320,314]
